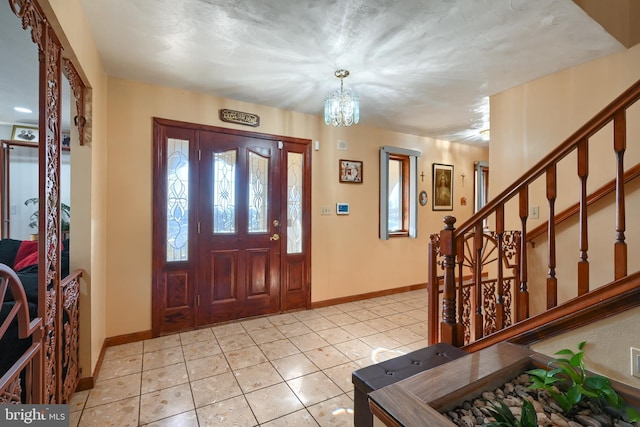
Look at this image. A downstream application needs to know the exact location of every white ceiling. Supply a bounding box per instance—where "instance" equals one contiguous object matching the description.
[1,0,626,144]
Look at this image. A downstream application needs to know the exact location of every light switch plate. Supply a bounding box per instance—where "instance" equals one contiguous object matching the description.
[631,347,640,378]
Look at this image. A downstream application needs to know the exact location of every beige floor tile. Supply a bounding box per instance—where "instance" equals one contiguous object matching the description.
[385,302,410,313]
[309,306,342,316]
[404,341,428,351]
[292,310,323,322]
[210,322,245,338]
[349,309,378,321]
[385,328,423,345]
[302,317,338,332]
[271,353,319,380]
[141,362,189,394]
[103,341,143,361]
[190,371,243,408]
[99,354,142,380]
[276,321,313,338]
[307,393,355,427]
[69,410,81,427]
[241,316,274,331]
[367,317,400,333]
[289,332,330,352]
[85,373,141,408]
[225,345,268,370]
[79,395,140,427]
[315,327,356,345]
[287,371,343,406]
[405,308,427,320]
[143,334,182,353]
[260,409,320,427]
[185,353,230,381]
[323,361,360,394]
[369,305,400,317]
[333,339,375,361]
[179,328,215,345]
[141,410,199,427]
[248,326,286,344]
[104,341,143,360]
[181,339,222,361]
[267,312,299,326]
[139,383,194,425]
[259,339,301,360]
[325,313,358,326]
[407,322,428,336]
[196,395,257,427]
[142,346,184,371]
[304,346,350,370]
[69,389,89,412]
[370,347,407,364]
[386,313,417,326]
[217,332,256,352]
[358,333,402,351]
[340,322,378,338]
[233,361,283,393]
[245,382,304,424]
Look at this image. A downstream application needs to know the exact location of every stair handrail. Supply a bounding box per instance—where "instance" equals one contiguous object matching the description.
[430,78,640,347]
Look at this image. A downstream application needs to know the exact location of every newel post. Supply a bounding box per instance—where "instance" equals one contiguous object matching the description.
[440,216,462,346]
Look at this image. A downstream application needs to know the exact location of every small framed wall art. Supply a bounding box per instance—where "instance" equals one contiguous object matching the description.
[339,159,363,183]
[432,163,454,211]
[11,125,38,143]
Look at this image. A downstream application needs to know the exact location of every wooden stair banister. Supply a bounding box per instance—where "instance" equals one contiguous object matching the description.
[428,78,640,348]
[527,162,640,245]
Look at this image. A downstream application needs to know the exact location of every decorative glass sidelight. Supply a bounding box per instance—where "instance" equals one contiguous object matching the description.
[213,150,237,234]
[166,138,189,261]
[248,151,269,233]
[287,153,303,253]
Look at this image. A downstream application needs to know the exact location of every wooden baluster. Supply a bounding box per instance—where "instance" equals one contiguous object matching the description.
[427,238,439,345]
[440,216,462,346]
[577,139,589,295]
[546,165,558,309]
[614,110,627,280]
[456,236,465,344]
[474,223,484,341]
[495,205,505,330]
[517,188,529,321]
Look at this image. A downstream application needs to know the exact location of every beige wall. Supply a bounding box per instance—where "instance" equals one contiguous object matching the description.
[490,44,640,385]
[105,77,488,337]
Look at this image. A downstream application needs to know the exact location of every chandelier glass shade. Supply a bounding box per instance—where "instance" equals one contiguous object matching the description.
[324,69,359,127]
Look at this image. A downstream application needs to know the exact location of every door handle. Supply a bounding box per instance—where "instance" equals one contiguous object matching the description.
[270,233,280,241]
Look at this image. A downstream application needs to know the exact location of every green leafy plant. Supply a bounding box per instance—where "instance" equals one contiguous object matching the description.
[485,399,537,427]
[24,198,70,231]
[527,341,640,422]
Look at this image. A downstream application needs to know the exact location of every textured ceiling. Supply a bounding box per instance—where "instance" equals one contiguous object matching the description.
[1,1,626,144]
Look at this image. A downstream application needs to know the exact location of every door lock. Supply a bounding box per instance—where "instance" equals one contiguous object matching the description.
[272,219,280,227]
[270,233,280,241]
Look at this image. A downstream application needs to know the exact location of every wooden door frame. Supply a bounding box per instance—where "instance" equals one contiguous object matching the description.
[152,117,312,336]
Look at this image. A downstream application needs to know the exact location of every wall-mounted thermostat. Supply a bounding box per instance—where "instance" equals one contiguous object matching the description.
[336,203,350,215]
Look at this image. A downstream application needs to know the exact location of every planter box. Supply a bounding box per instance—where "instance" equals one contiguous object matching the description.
[368,342,639,427]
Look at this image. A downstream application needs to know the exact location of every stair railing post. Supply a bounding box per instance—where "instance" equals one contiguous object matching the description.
[614,110,627,280]
[427,236,440,345]
[517,188,530,321]
[440,216,462,346]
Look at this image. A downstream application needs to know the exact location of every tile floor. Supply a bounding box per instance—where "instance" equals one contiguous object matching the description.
[69,288,429,426]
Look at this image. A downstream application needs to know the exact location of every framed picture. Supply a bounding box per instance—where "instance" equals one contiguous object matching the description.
[339,159,363,183]
[11,125,38,143]
[432,163,454,211]
[62,131,71,148]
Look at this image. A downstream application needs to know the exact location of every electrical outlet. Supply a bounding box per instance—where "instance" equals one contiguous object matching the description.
[529,206,539,219]
[631,347,640,378]
[320,206,332,215]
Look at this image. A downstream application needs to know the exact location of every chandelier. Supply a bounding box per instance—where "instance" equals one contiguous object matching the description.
[324,69,359,127]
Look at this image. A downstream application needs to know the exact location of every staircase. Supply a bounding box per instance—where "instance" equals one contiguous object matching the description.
[427,78,640,351]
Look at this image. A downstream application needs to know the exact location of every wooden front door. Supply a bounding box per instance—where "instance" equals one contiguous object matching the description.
[197,131,281,324]
[152,118,312,336]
